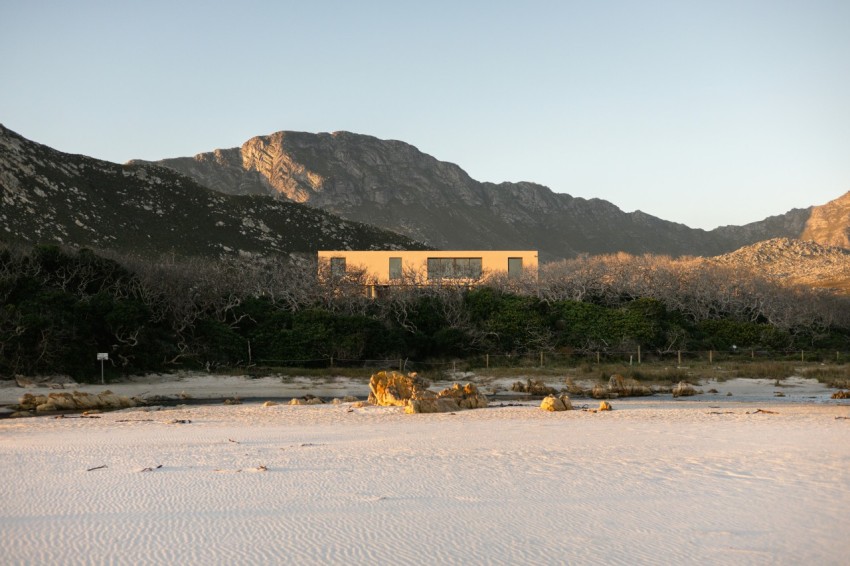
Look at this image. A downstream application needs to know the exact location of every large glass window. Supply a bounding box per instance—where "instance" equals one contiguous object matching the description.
[508,257,523,278]
[427,257,483,280]
[330,257,346,277]
[389,257,402,280]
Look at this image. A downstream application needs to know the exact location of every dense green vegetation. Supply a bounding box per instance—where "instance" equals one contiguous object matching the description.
[2,245,849,381]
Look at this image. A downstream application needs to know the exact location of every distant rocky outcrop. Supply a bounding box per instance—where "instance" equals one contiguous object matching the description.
[711,238,850,293]
[142,129,850,259]
[0,125,428,258]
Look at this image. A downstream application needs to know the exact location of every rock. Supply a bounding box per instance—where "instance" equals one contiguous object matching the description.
[262,401,279,407]
[672,381,697,398]
[15,390,136,412]
[404,383,488,414]
[590,383,611,399]
[540,394,573,411]
[405,393,460,414]
[831,390,850,399]
[368,371,430,407]
[598,400,612,411]
[608,374,625,390]
[510,379,557,396]
[596,374,652,398]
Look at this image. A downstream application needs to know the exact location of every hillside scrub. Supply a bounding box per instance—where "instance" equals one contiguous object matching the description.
[1,244,849,380]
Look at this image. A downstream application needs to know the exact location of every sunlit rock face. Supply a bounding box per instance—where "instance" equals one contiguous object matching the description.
[367,372,488,414]
[801,191,850,249]
[0,124,426,258]
[146,128,850,260]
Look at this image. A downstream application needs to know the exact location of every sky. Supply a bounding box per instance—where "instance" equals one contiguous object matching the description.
[2,0,849,230]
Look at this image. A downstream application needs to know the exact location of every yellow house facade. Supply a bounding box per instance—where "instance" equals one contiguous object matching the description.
[317,250,538,284]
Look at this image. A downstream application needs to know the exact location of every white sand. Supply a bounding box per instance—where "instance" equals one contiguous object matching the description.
[2,391,849,565]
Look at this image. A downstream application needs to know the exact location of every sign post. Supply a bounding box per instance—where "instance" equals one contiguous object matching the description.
[97,353,108,384]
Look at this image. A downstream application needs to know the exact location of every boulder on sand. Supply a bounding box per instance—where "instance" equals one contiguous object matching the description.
[368,371,431,407]
[540,394,573,412]
[405,383,489,414]
[367,371,488,414]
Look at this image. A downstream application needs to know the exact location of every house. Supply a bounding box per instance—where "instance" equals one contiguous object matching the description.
[317,250,539,285]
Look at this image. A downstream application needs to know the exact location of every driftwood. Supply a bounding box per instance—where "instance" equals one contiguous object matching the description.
[747,409,779,414]
[87,465,108,472]
[140,464,163,472]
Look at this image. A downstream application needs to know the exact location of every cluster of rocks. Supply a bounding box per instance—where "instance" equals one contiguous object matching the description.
[672,381,700,397]
[539,395,613,412]
[12,390,137,415]
[368,371,488,414]
[590,374,653,399]
[287,395,359,406]
[511,379,558,396]
[540,394,573,411]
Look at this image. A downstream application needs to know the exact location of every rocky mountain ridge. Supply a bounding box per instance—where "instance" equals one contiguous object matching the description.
[0,125,428,259]
[711,237,850,292]
[140,130,849,260]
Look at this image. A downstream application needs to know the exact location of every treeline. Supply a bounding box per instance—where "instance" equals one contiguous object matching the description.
[1,244,849,380]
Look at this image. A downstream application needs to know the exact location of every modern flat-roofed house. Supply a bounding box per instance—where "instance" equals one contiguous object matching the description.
[317,250,538,285]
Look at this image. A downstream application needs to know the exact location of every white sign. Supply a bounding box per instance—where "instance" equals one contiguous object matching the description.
[97,353,109,361]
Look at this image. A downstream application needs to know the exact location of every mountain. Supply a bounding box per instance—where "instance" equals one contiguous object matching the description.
[0,125,428,258]
[138,130,850,260]
[711,238,850,293]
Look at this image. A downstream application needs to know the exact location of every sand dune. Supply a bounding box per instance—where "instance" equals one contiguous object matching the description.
[1,397,848,565]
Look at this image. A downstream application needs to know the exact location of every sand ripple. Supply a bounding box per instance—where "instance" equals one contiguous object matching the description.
[1,401,848,565]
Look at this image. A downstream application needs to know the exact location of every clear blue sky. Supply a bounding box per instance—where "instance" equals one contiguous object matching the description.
[2,0,848,230]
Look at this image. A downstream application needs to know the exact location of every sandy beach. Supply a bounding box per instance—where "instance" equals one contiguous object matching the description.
[1,375,849,565]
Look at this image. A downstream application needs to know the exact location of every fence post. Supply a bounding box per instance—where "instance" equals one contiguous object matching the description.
[596,351,600,364]
[709,350,713,364]
[330,355,333,368]
[637,345,641,364]
[486,354,489,369]
[399,358,403,371]
[801,350,804,362]
[677,350,681,365]
[540,351,544,368]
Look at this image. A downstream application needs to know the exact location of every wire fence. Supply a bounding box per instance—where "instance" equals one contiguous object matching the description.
[255,348,850,373]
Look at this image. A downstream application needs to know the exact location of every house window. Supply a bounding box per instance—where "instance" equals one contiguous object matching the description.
[508,257,523,278]
[427,257,483,280]
[389,257,402,280]
[330,257,346,277]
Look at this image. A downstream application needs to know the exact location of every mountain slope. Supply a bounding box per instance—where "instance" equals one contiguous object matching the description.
[711,238,850,292]
[0,125,428,258]
[140,130,847,260]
